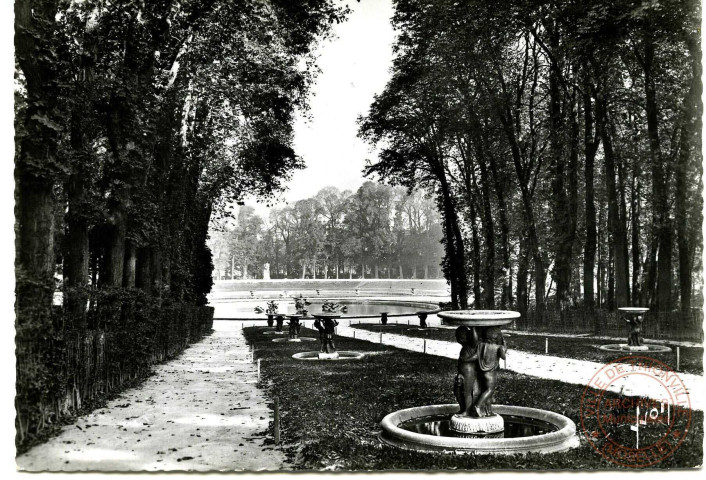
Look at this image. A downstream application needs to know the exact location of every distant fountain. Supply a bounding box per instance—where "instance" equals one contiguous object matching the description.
[599,308,672,353]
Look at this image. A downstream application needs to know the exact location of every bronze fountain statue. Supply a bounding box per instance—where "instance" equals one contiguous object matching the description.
[453,326,506,423]
[313,314,340,357]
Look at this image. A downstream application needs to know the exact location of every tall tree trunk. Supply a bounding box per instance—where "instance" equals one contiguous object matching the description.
[597,95,630,308]
[548,24,571,306]
[517,231,530,313]
[123,240,136,288]
[583,84,599,307]
[675,35,702,312]
[631,172,642,306]
[136,247,152,295]
[14,0,61,329]
[468,198,483,308]
[64,130,90,328]
[643,23,672,311]
[475,150,495,309]
[487,151,511,308]
[438,173,468,308]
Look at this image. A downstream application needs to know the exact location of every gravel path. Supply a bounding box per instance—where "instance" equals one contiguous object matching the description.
[16,321,286,472]
[338,317,705,411]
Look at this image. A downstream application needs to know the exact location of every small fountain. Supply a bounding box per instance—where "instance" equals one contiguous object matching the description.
[272,314,316,343]
[406,310,438,332]
[292,307,364,361]
[379,310,579,454]
[599,307,672,353]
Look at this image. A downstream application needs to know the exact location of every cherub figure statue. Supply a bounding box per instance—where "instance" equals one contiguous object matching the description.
[453,326,480,417]
[473,327,507,417]
[626,313,644,347]
[322,317,339,353]
[288,316,301,339]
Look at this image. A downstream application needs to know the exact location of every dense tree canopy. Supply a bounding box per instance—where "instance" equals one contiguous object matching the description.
[14,0,348,330]
[209,183,444,280]
[360,0,702,312]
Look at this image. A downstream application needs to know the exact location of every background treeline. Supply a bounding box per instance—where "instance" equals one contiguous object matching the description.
[14,0,346,448]
[209,182,445,280]
[360,0,703,313]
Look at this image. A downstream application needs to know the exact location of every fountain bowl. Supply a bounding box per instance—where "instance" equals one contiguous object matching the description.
[598,343,672,353]
[438,310,520,327]
[380,404,579,455]
[272,337,317,343]
[292,351,365,361]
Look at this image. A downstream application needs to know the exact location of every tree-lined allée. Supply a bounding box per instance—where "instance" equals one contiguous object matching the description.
[14,0,347,449]
[359,0,703,314]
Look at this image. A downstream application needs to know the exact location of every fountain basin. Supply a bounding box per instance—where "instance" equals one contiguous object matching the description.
[380,404,578,455]
[598,343,672,353]
[438,310,520,327]
[292,351,365,361]
[272,337,317,343]
[263,331,288,335]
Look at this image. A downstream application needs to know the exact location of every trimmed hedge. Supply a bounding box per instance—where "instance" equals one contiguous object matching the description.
[15,291,213,451]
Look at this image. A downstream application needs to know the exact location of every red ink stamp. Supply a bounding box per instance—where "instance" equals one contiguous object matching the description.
[580,356,692,468]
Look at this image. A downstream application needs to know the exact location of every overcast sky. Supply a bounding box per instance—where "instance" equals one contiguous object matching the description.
[246,0,395,217]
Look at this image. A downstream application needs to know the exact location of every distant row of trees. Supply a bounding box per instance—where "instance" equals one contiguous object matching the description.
[360,0,702,312]
[209,182,444,280]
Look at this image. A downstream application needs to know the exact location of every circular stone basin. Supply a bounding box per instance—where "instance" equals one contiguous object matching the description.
[272,337,317,343]
[380,404,578,455]
[292,351,365,361]
[438,310,520,327]
[598,344,672,353]
[263,331,288,335]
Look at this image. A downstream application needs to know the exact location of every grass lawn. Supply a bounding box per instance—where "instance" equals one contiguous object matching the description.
[244,326,703,470]
[352,323,704,376]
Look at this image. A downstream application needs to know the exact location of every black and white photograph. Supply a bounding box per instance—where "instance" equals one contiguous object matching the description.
[6,0,706,473]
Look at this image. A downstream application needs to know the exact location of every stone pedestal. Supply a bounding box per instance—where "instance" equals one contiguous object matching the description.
[450,413,504,435]
[380,312,388,325]
[318,352,340,360]
[618,344,649,351]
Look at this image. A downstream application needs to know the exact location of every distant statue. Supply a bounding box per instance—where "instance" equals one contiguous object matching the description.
[263,263,270,280]
[453,327,480,416]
